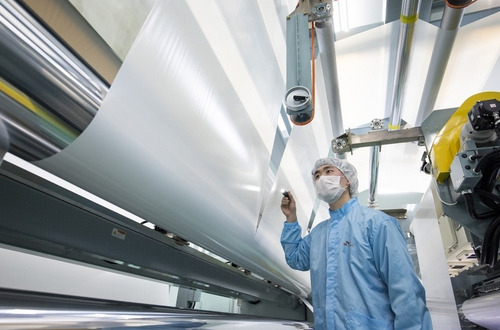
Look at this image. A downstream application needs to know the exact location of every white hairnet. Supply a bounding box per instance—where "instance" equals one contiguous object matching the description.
[311,158,359,197]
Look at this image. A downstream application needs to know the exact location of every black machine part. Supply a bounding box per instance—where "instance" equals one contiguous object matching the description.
[458,99,500,267]
[468,99,500,131]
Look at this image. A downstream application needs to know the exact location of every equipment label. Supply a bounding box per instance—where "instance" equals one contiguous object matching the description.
[111,228,126,240]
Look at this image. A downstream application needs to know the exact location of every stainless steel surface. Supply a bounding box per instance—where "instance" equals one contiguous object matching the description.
[415,2,468,125]
[0,288,312,329]
[383,0,421,208]
[332,127,424,153]
[315,16,345,138]
[401,0,421,17]
[440,1,467,28]
[388,0,421,130]
[368,145,380,207]
[0,310,312,330]
[0,82,71,159]
[0,0,108,160]
[368,119,384,207]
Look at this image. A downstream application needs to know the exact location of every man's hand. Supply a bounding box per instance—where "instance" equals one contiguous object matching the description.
[281,191,297,223]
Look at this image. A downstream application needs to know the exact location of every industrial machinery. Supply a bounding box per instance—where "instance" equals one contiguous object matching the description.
[429,92,500,328]
[283,1,318,125]
[330,92,500,270]
[283,0,343,138]
[0,1,313,327]
[430,92,500,269]
[1,0,500,328]
[330,91,500,328]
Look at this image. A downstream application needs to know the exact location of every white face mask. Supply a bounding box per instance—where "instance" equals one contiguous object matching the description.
[314,175,346,204]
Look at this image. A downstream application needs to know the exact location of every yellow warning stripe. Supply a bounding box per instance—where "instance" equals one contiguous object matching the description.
[400,14,418,24]
[0,78,77,140]
[388,123,401,130]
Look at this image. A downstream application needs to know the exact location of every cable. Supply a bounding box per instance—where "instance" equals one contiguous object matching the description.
[431,171,457,206]
[480,216,494,264]
[474,149,500,210]
[489,220,500,266]
[475,189,500,205]
[481,215,500,265]
[464,192,498,220]
[474,149,500,174]
[465,149,500,266]
[469,154,483,161]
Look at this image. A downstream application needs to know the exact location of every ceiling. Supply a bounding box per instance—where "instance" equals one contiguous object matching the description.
[21,0,500,85]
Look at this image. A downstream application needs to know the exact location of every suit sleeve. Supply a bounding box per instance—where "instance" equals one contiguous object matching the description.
[280,221,311,271]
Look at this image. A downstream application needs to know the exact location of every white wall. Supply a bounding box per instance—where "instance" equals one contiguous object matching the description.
[0,245,172,306]
[0,244,241,314]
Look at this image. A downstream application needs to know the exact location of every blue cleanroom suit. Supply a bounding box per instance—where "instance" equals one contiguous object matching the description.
[281,198,432,330]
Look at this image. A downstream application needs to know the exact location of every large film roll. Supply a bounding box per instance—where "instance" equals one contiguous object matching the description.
[35,0,313,296]
[462,291,500,329]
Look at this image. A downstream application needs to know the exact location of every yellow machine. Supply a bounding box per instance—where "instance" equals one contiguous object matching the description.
[430,91,500,183]
[430,91,500,267]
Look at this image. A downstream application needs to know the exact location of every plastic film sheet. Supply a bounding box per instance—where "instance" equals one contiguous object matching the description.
[462,291,500,329]
[36,0,311,296]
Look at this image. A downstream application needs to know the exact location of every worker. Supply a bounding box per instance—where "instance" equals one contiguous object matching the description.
[280,158,432,329]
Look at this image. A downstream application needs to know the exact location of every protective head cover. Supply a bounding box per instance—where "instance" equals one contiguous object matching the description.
[311,158,359,197]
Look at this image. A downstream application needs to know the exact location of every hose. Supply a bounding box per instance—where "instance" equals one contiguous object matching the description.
[462,149,500,265]
[469,154,483,161]
[480,215,500,265]
[474,149,500,210]
[489,220,500,266]
[474,149,500,174]
[475,189,500,205]
[463,192,497,220]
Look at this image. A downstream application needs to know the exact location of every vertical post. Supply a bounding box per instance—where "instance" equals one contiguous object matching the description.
[315,14,344,139]
[368,145,380,207]
[388,0,421,130]
[415,2,468,125]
